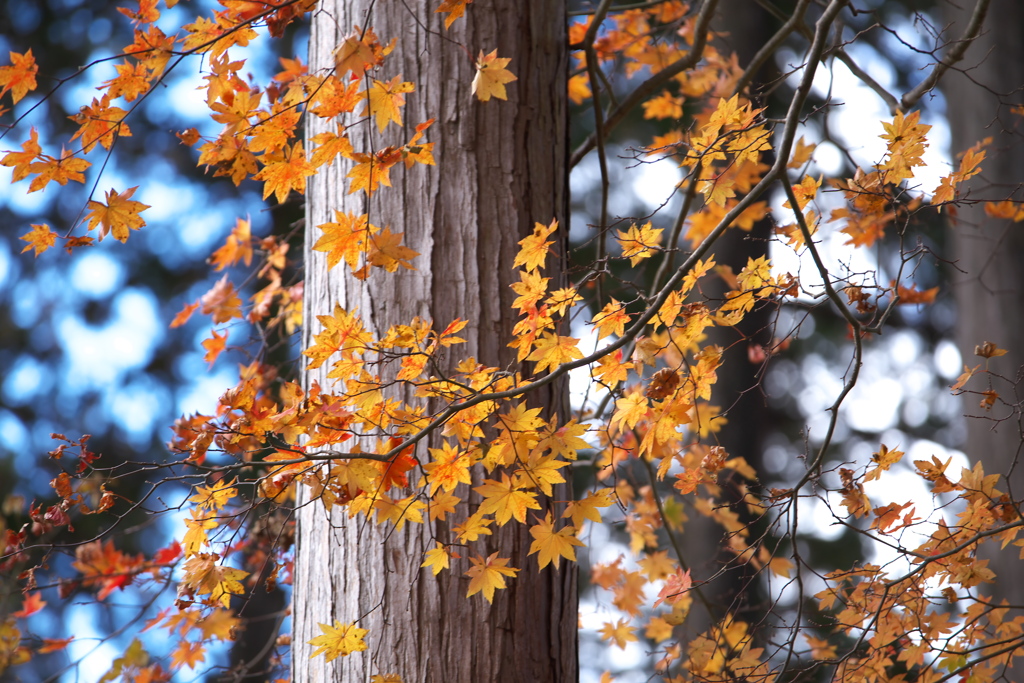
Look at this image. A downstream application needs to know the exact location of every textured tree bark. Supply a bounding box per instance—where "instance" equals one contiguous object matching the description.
[945,0,1024,650]
[293,2,575,682]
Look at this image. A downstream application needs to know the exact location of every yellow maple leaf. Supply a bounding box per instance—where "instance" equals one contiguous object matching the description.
[182,509,218,557]
[528,513,583,570]
[611,390,649,431]
[592,299,630,340]
[474,474,540,525]
[84,186,150,243]
[420,542,451,575]
[308,621,369,662]
[189,478,237,512]
[472,49,517,102]
[599,618,637,649]
[454,510,493,542]
[465,553,518,603]
[527,332,582,374]
[513,219,559,272]
[563,487,615,528]
[19,223,57,257]
[616,221,663,266]
[362,75,415,133]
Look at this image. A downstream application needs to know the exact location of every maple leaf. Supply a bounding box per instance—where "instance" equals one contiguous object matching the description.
[38,637,74,654]
[362,75,415,133]
[200,276,243,323]
[616,221,663,266]
[309,127,354,168]
[599,618,638,649]
[201,329,227,366]
[593,299,630,339]
[181,553,249,608]
[27,148,91,193]
[421,542,451,575]
[209,217,253,270]
[12,592,45,618]
[183,509,219,557]
[255,142,316,204]
[472,50,517,102]
[84,186,150,243]
[72,539,144,600]
[424,441,472,494]
[436,0,473,29]
[70,94,131,153]
[313,211,373,271]
[170,641,205,671]
[563,488,615,528]
[19,224,57,257]
[611,390,649,431]
[0,50,38,103]
[367,227,419,272]
[514,219,559,272]
[653,567,692,607]
[465,553,519,603]
[189,478,237,511]
[528,513,583,570]
[102,60,152,102]
[474,474,541,525]
[308,621,369,662]
[334,26,393,77]
[1,127,42,182]
[527,332,582,374]
[454,511,493,542]
[864,444,904,482]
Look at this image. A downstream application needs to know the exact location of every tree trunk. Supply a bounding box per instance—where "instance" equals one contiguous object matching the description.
[293,2,575,682]
[945,0,1024,637]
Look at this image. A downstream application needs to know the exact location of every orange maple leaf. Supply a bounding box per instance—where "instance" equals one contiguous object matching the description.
[201,329,228,366]
[72,540,144,600]
[0,50,38,103]
[200,276,243,324]
[255,141,316,203]
[209,217,253,270]
[12,592,46,618]
[70,94,131,153]
[472,49,517,102]
[84,186,150,242]
[1,127,42,181]
[366,227,419,272]
[435,0,473,29]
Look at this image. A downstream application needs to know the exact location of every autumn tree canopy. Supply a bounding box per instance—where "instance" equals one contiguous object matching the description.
[2,0,1023,682]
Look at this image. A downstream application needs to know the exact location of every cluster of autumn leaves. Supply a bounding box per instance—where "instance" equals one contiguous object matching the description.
[4,0,1024,680]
